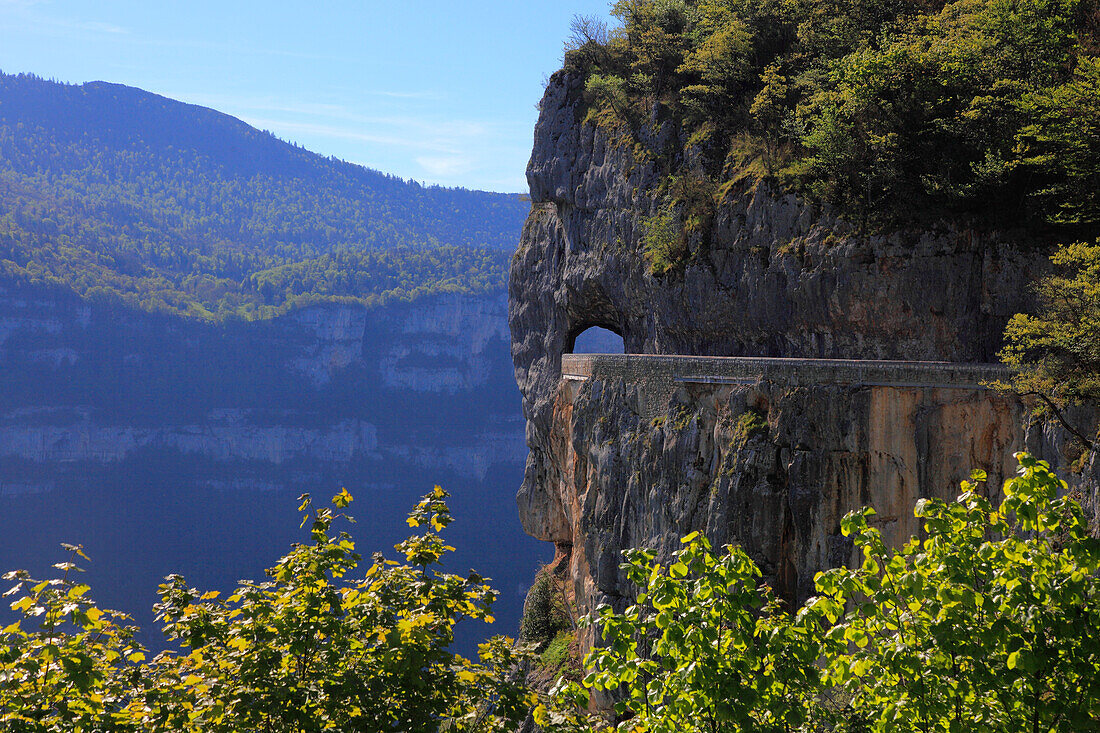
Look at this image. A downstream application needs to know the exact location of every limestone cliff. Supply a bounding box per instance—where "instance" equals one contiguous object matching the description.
[0,282,541,641]
[509,72,1098,634]
[547,356,1097,621]
[0,285,523,493]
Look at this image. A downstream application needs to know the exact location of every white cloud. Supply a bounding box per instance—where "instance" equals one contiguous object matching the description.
[240,116,462,154]
[160,89,528,191]
[0,3,127,34]
[71,19,126,34]
[175,94,350,119]
[170,93,491,141]
[415,155,475,178]
[371,90,442,100]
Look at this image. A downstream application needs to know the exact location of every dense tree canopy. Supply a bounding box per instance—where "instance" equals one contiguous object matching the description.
[563,0,1100,232]
[0,72,526,321]
[999,239,1100,432]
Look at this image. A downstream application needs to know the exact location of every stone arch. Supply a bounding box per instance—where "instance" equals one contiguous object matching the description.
[565,323,625,355]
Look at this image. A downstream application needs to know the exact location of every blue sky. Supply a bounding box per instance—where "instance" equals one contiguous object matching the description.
[0,0,615,192]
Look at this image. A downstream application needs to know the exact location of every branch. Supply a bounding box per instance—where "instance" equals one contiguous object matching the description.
[1019,391,1096,449]
[557,573,578,633]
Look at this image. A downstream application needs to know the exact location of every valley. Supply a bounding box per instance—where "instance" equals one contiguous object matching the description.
[0,72,542,645]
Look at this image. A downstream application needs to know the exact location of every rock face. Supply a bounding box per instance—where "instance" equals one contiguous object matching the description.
[545,356,1098,631]
[0,281,541,641]
[0,407,380,471]
[509,73,1099,634]
[0,285,524,492]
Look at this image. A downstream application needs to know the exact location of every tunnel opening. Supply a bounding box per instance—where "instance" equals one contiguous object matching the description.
[566,325,625,355]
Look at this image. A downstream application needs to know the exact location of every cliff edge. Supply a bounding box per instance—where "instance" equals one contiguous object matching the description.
[509,73,1098,631]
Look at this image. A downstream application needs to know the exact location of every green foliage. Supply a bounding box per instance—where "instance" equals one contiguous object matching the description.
[537,532,827,732]
[0,244,511,323]
[999,240,1100,410]
[678,14,754,132]
[816,455,1100,731]
[0,72,524,322]
[1015,55,1100,225]
[521,568,574,652]
[586,74,633,125]
[731,408,767,447]
[538,453,1100,731]
[750,64,791,176]
[641,209,683,275]
[0,545,146,731]
[1,488,533,732]
[540,630,576,672]
[798,0,1086,225]
[563,0,1100,230]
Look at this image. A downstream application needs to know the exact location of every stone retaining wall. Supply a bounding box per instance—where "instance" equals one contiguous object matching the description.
[561,354,1011,419]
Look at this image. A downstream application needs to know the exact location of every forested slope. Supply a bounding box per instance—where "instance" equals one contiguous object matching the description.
[0,72,526,320]
[564,0,1099,236]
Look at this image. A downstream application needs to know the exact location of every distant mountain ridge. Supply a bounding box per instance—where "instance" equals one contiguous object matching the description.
[0,72,543,649]
[0,71,528,320]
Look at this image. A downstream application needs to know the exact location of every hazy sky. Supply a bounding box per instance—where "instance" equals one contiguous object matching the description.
[0,1,615,192]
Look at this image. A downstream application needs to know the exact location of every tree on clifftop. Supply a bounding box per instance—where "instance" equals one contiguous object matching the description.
[999,239,1100,447]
